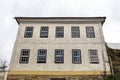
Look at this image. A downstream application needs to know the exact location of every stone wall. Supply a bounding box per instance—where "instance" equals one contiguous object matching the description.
[8,75,104,80]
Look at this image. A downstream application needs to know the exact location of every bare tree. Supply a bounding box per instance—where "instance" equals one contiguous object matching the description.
[0,60,7,71]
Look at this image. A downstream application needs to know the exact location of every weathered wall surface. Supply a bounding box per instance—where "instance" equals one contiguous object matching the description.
[9,22,110,72]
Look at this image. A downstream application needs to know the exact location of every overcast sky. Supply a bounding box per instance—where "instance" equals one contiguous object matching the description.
[0,0,120,63]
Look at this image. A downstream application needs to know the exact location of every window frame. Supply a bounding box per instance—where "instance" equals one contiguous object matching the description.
[71,26,80,38]
[86,26,95,38]
[89,49,99,64]
[40,26,49,38]
[19,49,30,64]
[55,49,64,63]
[24,27,34,38]
[72,49,82,64]
[37,49,47,63]
[56,27,64,38]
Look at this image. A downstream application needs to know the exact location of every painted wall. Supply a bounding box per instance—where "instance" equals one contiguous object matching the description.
[9,20,110,74]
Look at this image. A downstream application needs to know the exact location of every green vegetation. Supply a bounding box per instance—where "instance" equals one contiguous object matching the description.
[105,45,120,80]
[105,74,120,80]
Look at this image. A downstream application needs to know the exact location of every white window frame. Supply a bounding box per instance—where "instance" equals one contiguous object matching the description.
[55,49,64,63]
[19,49,30,63]
[24,27,33,38]
[72,49,81,64]
[37,49,47,63]
[89,49,99,64]
[40,27,49,38]
[86,27,95,38]
[71,26,80,38]
[56,27,64,38]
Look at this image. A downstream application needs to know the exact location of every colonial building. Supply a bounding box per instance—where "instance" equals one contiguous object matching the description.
[8,17,111,80]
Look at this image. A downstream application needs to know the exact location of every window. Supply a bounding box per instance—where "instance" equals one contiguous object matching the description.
[37,49,47,63]
[24,27,33,38]
[86,27,95,38]
[72,49,81,64]
[71,27,80,38]
[89,50,99,64]
[40,27,49,38]
[19,49,30,63]
[55,49,64,63]
[56,27,64,38]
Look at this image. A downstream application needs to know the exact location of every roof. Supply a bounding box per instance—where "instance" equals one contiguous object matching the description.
[15,17,106,25]
[107,43,120,49]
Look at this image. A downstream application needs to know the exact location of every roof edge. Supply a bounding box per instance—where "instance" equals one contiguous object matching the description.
[15,17,106,25]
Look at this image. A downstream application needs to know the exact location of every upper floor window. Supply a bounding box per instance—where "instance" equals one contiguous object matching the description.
[71,27,80,38]
[19,49,30,63]
[40,27,49,38]
[55,49,64,63]
[24,27,33,38]
[37,49,47,63]
[56,27,64,38]
[72,49,81,64]
[86,27,95,38]
[89,50,99,64]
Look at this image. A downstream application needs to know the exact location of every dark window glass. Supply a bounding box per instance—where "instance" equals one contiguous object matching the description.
[71,27,80,38]
[72,49,81,64]
[56,27,64,38]
[86,27,95,38]
[24,27,33,38]
[37,49,47,63]
[55,49,64,63]
[40,27,49,38]
[89,50,99,64]
[19,49,30,63]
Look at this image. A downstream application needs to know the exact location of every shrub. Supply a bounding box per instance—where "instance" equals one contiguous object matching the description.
[105,74,120,80]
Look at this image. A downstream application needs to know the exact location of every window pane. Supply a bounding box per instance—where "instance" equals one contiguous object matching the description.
[24,27,33,38]
[55,49,64,63]
[37,49,47,63]
[72,49,81,64]
[56,27,64,38]
[89,50,99,64]
[86,27,95,38]
[40,27,49,38]
[71,27,80,38]
[19,49,30,63]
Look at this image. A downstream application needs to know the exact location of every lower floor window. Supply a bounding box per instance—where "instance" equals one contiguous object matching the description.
[55,49,64,63]
[19,49,99,64]
[72,49,81,64]
[19,49,30,63]
[89,50,99,64]
[37,49,47,63]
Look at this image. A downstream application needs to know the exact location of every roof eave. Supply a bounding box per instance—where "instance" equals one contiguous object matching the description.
[15,17,106,25]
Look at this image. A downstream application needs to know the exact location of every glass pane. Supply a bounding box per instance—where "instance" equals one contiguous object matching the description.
[72,49,81,63]
[37,49,46,63]
[71,27,80,38]
[86,27,95,38]
[56,27,64,38]
[40,27,48,37]
[24,27,33,38]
